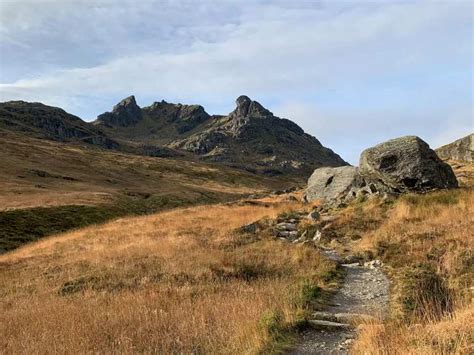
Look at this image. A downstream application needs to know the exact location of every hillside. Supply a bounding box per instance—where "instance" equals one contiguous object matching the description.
[0,96,347,178]
[0,101,119,149]
[436,133,473,162]
[0,160,471,354]
[0,198,340,353]
[0,129,295,252]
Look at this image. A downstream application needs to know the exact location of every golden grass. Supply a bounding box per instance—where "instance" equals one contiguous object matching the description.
[341,187,474,354]
[0,200,336,354]
[352,306,473,354]
[0,130,290,211]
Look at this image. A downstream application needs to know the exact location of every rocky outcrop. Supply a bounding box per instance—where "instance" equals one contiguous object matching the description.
[304,166,363,202]
[2,95,347,179]
[304,136,458,204]
[143,100,210,134]
[359,136,458,192]
[231,95,273,118]
[170,95,348,176]
[436,134,473,162]
[95,95,142,127]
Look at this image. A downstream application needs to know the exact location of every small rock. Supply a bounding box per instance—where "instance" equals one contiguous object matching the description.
[364,259,383,269]
[276,231,290,238]
[307,210,320,221]
[288,231,299,239]
[276,222,297,231]
[299,230,308,240]
[313,230,322,242]
[239,222,258,233]
[343,255,361,264]
[307,319,351,330]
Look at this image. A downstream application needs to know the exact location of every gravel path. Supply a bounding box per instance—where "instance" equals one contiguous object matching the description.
[290,251,390,354]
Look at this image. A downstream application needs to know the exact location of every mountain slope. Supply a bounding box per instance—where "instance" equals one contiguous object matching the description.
[0,101,119,149]
[0,129,295,251]
[0,95,347,177]
[436,133,473,162]
[170,95,347,175]
[95,95,348,176]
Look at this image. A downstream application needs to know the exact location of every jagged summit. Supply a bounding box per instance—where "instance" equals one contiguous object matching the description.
[231,95,273,118]
[95,95,142,127]
[1,96,348,178]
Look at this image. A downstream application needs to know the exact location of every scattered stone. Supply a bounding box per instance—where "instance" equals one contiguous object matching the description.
[285,195,298,202]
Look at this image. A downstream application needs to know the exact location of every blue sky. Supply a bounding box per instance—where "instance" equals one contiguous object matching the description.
[0,0,472,164]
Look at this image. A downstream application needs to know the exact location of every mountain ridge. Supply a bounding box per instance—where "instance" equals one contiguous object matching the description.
[0,95,348,177]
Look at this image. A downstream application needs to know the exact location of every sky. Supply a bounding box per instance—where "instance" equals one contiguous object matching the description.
[0,0,472,164]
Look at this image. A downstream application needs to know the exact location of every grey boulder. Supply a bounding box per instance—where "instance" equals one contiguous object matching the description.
[436,133,473,162]
[303,166,364,202]
[359,136,458,192]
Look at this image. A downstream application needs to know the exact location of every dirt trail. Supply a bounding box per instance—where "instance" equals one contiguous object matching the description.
[290,250,390,354]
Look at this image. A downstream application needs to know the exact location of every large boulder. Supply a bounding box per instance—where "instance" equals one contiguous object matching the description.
[435,133,473,162]
[359,136,458,192]
[304,166,364,202]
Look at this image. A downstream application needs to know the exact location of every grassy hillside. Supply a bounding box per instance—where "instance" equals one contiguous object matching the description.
[0,130,297,251]
[0,199,339,353]
[312,161,474,354]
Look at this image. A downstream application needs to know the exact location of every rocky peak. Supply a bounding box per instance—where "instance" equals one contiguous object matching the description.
[231,95,272,118]
[143,100,211,134]
[112,95,140,114]
[95,95,142,127]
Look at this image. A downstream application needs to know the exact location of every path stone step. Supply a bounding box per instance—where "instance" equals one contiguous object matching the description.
[307,319,351,331]
[312,311,377,325]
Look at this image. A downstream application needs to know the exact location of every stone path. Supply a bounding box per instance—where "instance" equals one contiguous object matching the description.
[290,251,390,354]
